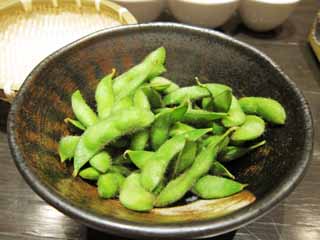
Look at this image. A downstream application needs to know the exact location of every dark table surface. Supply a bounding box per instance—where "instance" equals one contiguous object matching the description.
[0,1,320,239]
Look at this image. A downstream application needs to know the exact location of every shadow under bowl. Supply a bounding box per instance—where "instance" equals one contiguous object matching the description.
[8,23,313,239]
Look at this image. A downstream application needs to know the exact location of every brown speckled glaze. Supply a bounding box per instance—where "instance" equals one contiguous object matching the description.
[8,23,313,239]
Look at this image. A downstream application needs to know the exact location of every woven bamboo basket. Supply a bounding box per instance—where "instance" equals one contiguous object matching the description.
[0,0,137,102]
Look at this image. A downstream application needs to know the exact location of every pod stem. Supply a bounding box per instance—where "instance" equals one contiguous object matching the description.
[249,140,267,151]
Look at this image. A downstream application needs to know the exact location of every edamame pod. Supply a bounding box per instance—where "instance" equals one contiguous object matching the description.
[155,129,233,207]
[130,129,149,151]
[133,88,150,110]
[222,96,246,127]
[180,128,212,141]
[151,102,188,150]
[182,109,228,125]
[113,47,166,99]
[205,83,231,96]
[212,122,226,135]
[239,97,286,125]
[73,108,154,176]
[193,175,247,199]
[119,173,155,212]
[89,151,112,173]
[198,81,232,112]
[141,85,163,109]
[201,97,213,111]
[98,173,125,199]
[173,141,197,176]
[111,95,133,113]
[213,89,233,113]
[141,135,186,191]
[210,161,235,179]
[95,70,115,119]
[231,115,265,142]
[150,77,179,94]
[163,86,209,105]
[71,90,98,127]
[219,140,266,162]
[169,122,195,137]
[79,167,100,181]
[109,165,131,177]
[124,150,154,169]
[58,136,80,162]
[201,135,230,152]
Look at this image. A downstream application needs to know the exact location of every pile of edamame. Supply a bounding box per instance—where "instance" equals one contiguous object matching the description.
[58,47,286,212]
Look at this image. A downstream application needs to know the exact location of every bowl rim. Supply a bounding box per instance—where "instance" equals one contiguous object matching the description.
[8,22,313,239]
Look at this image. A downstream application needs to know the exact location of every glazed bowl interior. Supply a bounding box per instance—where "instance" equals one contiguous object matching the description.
[8,23,313,239]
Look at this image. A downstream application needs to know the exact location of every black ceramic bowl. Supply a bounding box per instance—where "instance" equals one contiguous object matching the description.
[8,23,313,239]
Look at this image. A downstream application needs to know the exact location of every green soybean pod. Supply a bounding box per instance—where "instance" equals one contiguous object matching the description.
[119,173,155,212]
[201,135,230,150]
[113,47,166,100]
[213,89,233,113]
[71,90,98,127]
[111,95,133,113]
[148,65,167,80]
[163,86,210,105]
[58,136,80,162]
[73,108,154,176]
[239,97,286,125]
[109,165,131,177]
[89,151,112,173]
[153,181,165,195]
[231,115,265,142]
[180,128,212,141]
[141,135,186,192]
[182,109,228,125]
[169,122,195,137]
[130,129,149,151]
[212,122,226,135]
[98,173,125,199]
[222,96,246,127]
[64,118,86,130]
[141,85,163,109]
[155,129,233,207]
[79,167,100,181]
[205,83,231,96]
[193,175,247,199]
[150,77,180,94]
[151,102,188,150]
[198,81,232,113]
[124,150,154,169]
[154,171,193,207]
[173,141,197,176]
[210,161,235,179]
[133,88,151,110]
[200,83,231,111]
[219,140,266,162]
[201,97,213,111]
[95,69,115,119]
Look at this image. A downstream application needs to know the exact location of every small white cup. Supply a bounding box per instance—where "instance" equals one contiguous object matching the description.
[240,0,301,32]
[112,0,166,23]
[168,0,240,28]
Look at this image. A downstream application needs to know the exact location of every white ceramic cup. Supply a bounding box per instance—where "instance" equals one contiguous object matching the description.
[112,0,166,23]
[168,0,240,28]
[240,0,301,32]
